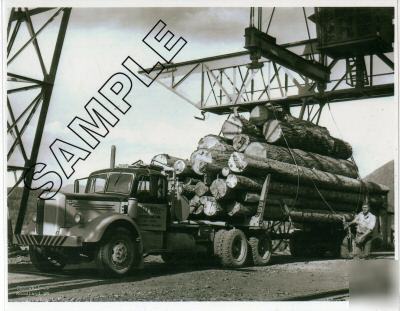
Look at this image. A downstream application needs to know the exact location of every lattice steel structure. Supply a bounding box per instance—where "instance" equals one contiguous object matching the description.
[7,8,71,236]
[141,7,394,122]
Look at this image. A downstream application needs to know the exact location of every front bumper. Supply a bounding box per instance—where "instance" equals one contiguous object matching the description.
[14,234,82,247]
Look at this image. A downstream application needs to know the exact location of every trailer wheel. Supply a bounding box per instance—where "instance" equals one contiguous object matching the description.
[213,229,227,258]
[220,229,248,268]
[29,246,65,272]
[249,235,272,266]
[96,227,136,277]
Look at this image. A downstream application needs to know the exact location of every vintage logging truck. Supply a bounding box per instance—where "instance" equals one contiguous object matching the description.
[14,148,389,277]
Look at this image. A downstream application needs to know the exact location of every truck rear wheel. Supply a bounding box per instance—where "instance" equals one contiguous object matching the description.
[249,235,272,266]
[29,246,65,273]
[220,229,248,268]
[213,229,227,258]
[96,227,136,277]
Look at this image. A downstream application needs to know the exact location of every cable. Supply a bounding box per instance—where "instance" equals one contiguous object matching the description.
[326,102,364,213]
[269,104,301,208]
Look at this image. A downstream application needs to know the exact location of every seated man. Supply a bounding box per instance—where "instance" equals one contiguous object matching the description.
[346,203,376,259]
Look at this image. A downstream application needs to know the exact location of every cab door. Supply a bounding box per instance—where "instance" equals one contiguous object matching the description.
[134,174,168,252]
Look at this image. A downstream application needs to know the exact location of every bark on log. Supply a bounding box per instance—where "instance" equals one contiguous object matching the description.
[202,196,224,217]
[194,181,210,196]
[197,134,234,152]
[262,117,352,159]
[151,154,183,168]
[226,202,258,216]
[232,134,264,152]
[249,105,287,125]
[190,149,230,175]
[221,115,263,140]
[228,152,389,194]
[244,142,358,178]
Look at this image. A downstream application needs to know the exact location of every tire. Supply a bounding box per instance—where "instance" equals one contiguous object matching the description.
[213,229,227,258]
[220,229,248,268]
[249,235,272,266]
[96,227,137,277]
[29,246,65,273]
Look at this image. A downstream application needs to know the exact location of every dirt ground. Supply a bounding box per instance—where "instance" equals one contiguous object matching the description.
[8,253,355,302]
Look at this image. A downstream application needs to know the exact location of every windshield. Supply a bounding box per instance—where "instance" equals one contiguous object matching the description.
[106,173,134,194]
[85,172,134,194]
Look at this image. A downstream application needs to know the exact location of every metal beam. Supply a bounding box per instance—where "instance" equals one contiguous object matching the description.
[202,83,394,114]
[244,27,330,82]
[14,8,71,235]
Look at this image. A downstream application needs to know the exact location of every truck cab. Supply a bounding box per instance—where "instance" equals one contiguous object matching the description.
[16,163,199,277]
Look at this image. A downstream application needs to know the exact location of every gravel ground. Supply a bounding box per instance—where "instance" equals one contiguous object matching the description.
[8,254,350,301]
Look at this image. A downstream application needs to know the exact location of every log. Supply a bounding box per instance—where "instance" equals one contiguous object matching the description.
[249,105,286,125]
[264,205,354,223]
[194,181,210,196]
[221,115,263,140]
[232,134,264,152]
[189,195,202,214]
[221,167,231,177]
[262,117,352,159]
[183,177,202,186]
[268,181,386,206]
[228,152,389,194]
[178,184,196,199]
[244,142,358,178]
[210,178,237,200]
[174,159,198,177]
[202,196,224,217]
[226,174,263,192]
[226,174,385,206]
[226,202,258,217]
[241,192,260,203]
[190,149,230,175]
[152,154,183,168]
[197,134,234,152]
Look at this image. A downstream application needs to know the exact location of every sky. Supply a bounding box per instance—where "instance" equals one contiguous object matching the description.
[6,7,397,189]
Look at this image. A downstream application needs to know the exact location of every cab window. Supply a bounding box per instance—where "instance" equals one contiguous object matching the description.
[106,173,133,194]
[86,174,107,193]
[135,175,167,203]
[136,175,152,202]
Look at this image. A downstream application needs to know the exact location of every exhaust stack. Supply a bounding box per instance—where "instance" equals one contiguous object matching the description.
[110,145,116,169]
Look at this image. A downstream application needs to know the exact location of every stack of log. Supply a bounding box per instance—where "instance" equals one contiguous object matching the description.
[152,105,389,224]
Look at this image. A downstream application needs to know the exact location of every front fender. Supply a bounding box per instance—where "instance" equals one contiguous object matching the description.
[59,212,143,250]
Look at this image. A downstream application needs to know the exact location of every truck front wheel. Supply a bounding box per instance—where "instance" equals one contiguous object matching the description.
[220,229,248,268]
[96,227,136,277]
[29,246,65,273]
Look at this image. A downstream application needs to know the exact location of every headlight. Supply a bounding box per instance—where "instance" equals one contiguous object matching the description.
[74,213,82,224]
